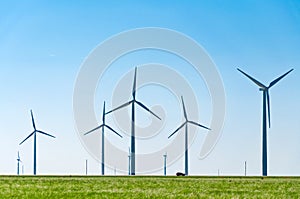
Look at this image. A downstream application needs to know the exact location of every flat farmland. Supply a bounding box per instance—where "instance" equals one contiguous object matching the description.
[0,176,299,198]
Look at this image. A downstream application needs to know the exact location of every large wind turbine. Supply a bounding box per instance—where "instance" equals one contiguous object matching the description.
[84,101,122,175]
[106,67,161,175]
[19,110,55,175]
[17,151,22,175]
[168,96,210,176]
[237,68,293,176]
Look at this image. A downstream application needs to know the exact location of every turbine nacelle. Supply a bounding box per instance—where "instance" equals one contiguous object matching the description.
[259,88,267,91]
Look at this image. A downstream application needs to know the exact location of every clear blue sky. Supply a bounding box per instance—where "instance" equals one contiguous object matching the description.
[0,0,299,175]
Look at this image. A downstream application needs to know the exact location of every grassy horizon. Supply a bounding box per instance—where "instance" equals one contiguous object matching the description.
[1,176,299,198]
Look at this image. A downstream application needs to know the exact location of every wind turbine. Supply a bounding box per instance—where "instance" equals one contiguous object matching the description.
[17,151,22,175]
[19,110,55,175]
[168,96,210,176]
[106,67,161,175]
[237,68,293,176]
[163,152,167,176]
[84,101,122,175]
[85,159,88,175]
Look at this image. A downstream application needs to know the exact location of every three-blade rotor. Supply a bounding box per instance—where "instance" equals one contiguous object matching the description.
[168,96,210,139]
[106,67,161,120]
[237,68,293,128]
[19,110,55,145]
[84,101,122,138]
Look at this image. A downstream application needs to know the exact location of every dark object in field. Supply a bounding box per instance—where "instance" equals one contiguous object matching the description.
[176,172,185,176]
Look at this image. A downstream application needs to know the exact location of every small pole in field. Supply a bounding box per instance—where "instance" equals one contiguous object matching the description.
[22,165,24,175]
[218,169,220,176]
[128,147,131,176]
[163,152,167,176]
[245,161,247,176]
[85,159,87,175]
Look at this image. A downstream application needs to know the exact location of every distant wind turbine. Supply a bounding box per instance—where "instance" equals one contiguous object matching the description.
[84,101,122,175]
[237,68,293,176]
[168,96,210,176]
[163,152,167,176]
[106,67,161,175]
[19,110,55,175]
[85,159,88,175]
[17,151,22,175]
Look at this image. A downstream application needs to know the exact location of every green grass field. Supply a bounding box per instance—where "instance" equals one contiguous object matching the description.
[0,176,299,198]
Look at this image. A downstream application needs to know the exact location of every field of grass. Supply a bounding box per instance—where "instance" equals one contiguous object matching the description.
[0,176,299,198]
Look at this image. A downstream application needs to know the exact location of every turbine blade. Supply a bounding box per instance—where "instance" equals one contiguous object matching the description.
[104,124,123,138]
[188,121,211,130]
[36,130,56,138]
[181,96,188,120]
[106,100,133,115]
[268,69,293,88]
[136,101,161,120]
[31,110,36,130]
[266,91,271,128]
[18,151,20,159]
[102,101,106,123]
[84,124,104,135]
[132,67,137,99]
[19,131,35,145]
[237,68,267,89]
[168,122,186,139]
